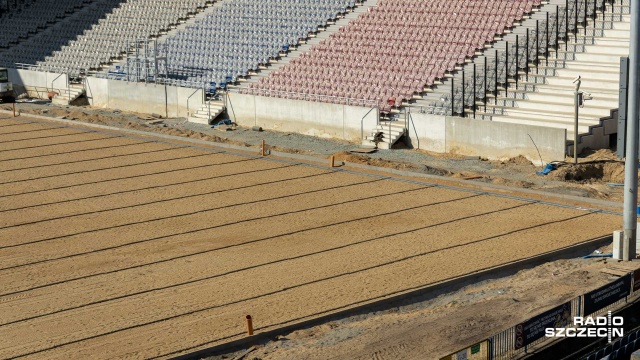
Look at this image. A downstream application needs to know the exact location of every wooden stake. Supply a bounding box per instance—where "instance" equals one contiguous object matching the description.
[246,315,254,336]
[12,102,16,117]
[330,155,335,168]
[261,140,265,156]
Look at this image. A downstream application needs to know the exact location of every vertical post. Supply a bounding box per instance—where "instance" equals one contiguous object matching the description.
[494,50,499,105]
[246,315,254,336]
[12,102,16,117]
[546,12,550,65]
[515,35,519,90]
[526,29,530,82]
[484,56,488,112]
[622,0,640,261]
[535,20,540,74]
[154,39,158,81]
[461,69,465,117]
[135,40,139,82]
[261,139,266,156]
[451,75,455,116]
[566,0,570,51]
[505,41,509,99]
[618,57,630,158]
[575,0,579,40]
[574,91,580,164]
[473,63,477,118]
[584,0,588,36]
[556,7,560,55]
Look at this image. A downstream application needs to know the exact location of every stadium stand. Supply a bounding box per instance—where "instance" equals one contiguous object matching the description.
[242,0,542,113]
[582,327,640,360]
[0,0,629,155]
[34,0,210,75]
[422,0,630,154]
[0,0,92,49]
[0,0,37,16]
[0,0,123,70]
[112,0,357,89]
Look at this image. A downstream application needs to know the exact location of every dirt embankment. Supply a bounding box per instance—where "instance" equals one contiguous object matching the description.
[551,161,628,183]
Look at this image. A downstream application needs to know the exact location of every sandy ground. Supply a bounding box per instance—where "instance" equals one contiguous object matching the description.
[212,254,617,360]
[0,116,623,359]
[1,102,630,203]
[216,256,611,360]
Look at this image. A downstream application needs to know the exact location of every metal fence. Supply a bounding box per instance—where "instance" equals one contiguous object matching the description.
[430,0,628,117]
[450,268,640,360]
[440,341,490,360]
[241,87,378,108]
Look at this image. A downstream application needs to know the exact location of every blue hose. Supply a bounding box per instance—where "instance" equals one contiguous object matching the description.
[582,254,613,259]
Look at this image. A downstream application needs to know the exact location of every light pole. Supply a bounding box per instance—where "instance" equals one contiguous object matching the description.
[573,76,582,164]
[621,0,640,261]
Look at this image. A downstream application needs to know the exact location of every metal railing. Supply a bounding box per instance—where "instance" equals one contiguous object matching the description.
[186,87,203,118]
[448,267,640,360]
[359,105,380,141]
[438,0,625,117]
[242,87,378,108]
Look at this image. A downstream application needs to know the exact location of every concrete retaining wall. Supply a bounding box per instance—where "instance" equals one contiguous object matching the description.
[231,93,566,163]
[445,116,567,164]
[11,72,566,162]
[8,68,68,99]
[405,112,447,153]
[228,92,377,142]
[84,77,204,118]
[229,94,566,164]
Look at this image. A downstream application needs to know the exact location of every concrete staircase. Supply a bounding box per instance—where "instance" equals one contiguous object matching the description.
[51,83,85,105]
[413,0,629,156]
[487,9,629,155]
[362,120,406,149]
[188,99,225,125]
[235,0,380,90]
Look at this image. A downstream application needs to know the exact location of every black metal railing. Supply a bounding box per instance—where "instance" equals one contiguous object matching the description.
[425,0,626,117]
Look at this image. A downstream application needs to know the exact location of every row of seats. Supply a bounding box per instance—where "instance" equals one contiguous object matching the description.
[114,0,356,87]
[0,0,124,69]
[36,0,208,74]
[0,0,92,48]
[0,0,37,16]
[244,0,541,112]
[584,328,640,360]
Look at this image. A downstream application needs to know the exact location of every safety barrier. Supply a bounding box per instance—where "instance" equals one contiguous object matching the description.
[443,267,640,360]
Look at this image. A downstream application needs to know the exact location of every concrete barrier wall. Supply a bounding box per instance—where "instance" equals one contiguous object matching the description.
[85,77,109,107]
[406,112,447,153]
[8,68,68,99]
[228,93,378,142]
[84,77,204,118]
[230,93,565,163]
[445,116,567,164]
[153,91,566,163]
[13,73,565,162]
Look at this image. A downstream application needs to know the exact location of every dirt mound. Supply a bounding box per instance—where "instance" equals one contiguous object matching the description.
[500,155,534,167]
[551,161,627,183]
[581,148,620,162]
